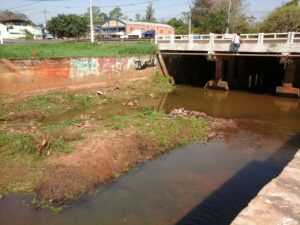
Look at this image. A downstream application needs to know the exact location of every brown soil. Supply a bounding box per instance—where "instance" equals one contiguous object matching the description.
[36,130,156,201]
[5,111,44,122]
[34,110,238,202]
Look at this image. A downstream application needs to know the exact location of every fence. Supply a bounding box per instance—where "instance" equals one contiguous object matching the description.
[155,32,300,45]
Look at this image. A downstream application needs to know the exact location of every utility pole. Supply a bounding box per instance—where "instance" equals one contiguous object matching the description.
[188,10,192,35]
[89,0,95,43]
[42,9,49,26]
[226,0,232,33]
[188,2,192,35]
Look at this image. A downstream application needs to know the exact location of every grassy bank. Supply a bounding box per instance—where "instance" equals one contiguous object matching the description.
[0,41,157,59]
[0,74,211,205]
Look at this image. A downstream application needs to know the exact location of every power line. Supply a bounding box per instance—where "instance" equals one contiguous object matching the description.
[122,2,188,14]
[102,0,159,8]
[5,2,41,10]
[5,0,68,11]
[64,0,159,9]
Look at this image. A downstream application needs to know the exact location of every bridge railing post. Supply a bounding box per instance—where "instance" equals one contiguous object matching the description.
[209,33,214,45]
[288,32,295,44]
[189,34,193,45]
[170,35,175,44]
[291,32,295,44]
[258,33,264,45]
[155,35,158,44]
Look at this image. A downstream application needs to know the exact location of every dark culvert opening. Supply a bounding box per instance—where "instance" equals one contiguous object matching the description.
[293,58,300,89]
[233,56,285,94]
[162,55,215,86]
[163,54,288,95]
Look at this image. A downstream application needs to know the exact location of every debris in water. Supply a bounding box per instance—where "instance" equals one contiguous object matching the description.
[96,91,105,96]
[168,108,213,120]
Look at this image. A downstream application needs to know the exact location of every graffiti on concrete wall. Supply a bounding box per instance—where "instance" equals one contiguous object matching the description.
[115,57,129,75]
[2,55,158,92]
[98,57,130,76]
[70,58,99,79]
[132,56,157,70]
[68,56,156,80]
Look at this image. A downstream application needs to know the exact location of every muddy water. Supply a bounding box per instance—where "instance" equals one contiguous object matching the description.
[1,86,300,225]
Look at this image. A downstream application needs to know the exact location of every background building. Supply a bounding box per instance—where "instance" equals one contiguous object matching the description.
[100,19,174,37]
[0,19,42,39]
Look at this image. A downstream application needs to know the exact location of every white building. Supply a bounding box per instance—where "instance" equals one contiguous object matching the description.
[0,20,42,39]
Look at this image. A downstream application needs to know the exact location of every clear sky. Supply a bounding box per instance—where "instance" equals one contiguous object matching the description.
[0,0,292,25]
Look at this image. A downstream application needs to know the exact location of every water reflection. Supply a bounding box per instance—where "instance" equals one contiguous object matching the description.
[0,86,299,225]
[164,86,300,133]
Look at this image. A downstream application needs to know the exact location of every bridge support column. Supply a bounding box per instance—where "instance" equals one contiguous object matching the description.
[276,62,299,98]
[205,56,229,91]
[215,56,223,82]
[227,57,235,87]
[284,63,296,84]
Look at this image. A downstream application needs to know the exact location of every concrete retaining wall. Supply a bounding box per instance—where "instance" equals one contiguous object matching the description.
[231,150,300,225]
[0,55,158,93]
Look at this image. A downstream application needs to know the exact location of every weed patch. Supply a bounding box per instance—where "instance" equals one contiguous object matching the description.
[105,108,209,151]
[32,198,63,213]
[151,73,174,95]
[27,93,63,114]
[0,42,157,59]
[48,137,74,154]
[42,119,83,132]
[0,134,37,155]
[67,93,95,107]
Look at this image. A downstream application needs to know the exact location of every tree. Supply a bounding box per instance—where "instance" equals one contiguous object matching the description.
[259,0,300,32]
[109,7,123,19]
[144,3,156,22]
[46,14,88,38]
[83,6,107,25]
[167,18,188,34]
[190,0,249,33]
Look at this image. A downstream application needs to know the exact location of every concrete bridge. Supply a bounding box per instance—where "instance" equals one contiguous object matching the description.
[155,32,300,97]
[155,32,300,54]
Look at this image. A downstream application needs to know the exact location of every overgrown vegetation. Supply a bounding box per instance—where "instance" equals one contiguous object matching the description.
[0,134,37,155]
[32,198,64,213]
[166,0,300,35]
[106,108,209,151]
[0,41,157,59]
[0,74,210,210]
[258,0,300,32]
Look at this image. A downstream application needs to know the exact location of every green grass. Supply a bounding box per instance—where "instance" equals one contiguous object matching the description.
[32,198,64,213]
[27,93,64,114]
[0,41,157,59]
[48,137,74,154]
[105,108,210,151]
[67,93,94,107]
[0,75,211,202]
[42,119,83,132]
[1,92,99,119]
[0,134,37,155]
[151,73,174,95]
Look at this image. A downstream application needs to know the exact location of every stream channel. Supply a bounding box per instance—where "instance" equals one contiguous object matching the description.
[0,86,300,225]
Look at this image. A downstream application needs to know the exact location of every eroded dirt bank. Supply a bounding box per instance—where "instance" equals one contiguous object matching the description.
[35,107,238,202]
[0,75,216,206]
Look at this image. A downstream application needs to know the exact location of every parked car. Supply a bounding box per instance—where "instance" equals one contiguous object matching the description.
[143,30,155,39]
[44,33,53,39]
[128,30,142,39]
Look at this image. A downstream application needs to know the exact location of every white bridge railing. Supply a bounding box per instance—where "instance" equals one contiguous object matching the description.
[155,32,300,45]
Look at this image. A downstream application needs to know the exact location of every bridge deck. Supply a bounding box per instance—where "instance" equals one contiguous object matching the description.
[160,52,300,57]
[156,32,300,54]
